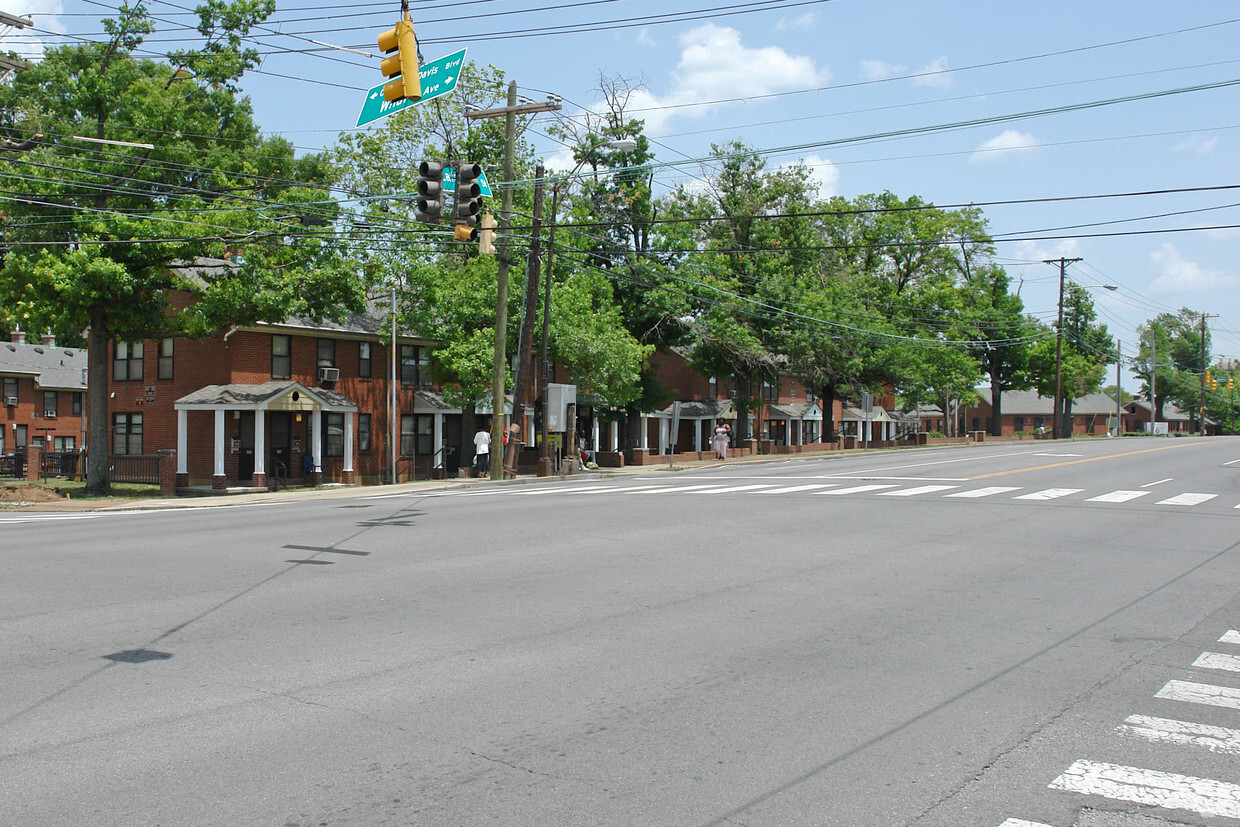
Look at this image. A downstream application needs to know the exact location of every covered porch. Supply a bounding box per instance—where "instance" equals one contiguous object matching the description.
[174,381,358,490]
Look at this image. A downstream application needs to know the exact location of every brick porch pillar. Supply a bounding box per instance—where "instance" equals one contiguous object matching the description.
[158,449,178,496]
[25,443,42,481]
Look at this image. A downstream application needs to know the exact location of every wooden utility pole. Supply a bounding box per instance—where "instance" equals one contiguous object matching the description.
[504,167,544,477]
[1199,312,1219,434]
[466,86,560,480]
[1045,257,1082,439]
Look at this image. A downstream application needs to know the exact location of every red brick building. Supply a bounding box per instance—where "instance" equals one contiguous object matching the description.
[0,330,87,470]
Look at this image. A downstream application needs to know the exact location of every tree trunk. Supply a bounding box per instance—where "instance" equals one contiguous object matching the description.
[989,355,1004,436]
[85,306,110,496]
[820,380,837,442]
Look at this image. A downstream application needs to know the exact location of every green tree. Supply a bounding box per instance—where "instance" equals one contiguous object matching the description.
[1134,309,1210,427]
[0,2,362,494]
[1028,285,1115,433]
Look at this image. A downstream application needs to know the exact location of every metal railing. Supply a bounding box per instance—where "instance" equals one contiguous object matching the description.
[41,451,82,479]
[108,454,160,485]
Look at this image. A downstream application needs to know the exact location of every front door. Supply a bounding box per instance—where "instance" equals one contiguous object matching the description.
[238,411,255,481]
[269,412,291,481]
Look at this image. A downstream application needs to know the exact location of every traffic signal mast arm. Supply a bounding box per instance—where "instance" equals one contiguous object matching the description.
[378,12,420,103]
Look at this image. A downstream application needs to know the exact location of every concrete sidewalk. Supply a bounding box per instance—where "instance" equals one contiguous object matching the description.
[5,439,980,513]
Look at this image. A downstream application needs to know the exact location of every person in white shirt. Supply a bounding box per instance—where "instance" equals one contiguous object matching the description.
[473,425,491,474]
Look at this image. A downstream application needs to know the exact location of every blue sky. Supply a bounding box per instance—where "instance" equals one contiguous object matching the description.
[9,0,1240,386]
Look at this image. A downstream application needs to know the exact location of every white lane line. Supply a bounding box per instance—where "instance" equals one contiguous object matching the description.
[1048,758,1240,819]
[1013,488,1083,501]
[0,514,101,522]
[815,484,900,496]
[876,485,959,497]
[1220,630,1240,645]
[813,475,969,482]
[1194,652,1240,673]
[1156,679,1240,711]
[1142,478,1174,487]
[678,484,778,494]
[1119,714,1240,756]
[1156,492,1217,506]
[839,449,1044,476]
[753,483,843,494]
[998,820,1053,827]
[1085,490,1151,503]
[1224,459,1240,467]
[944,486,1022,499]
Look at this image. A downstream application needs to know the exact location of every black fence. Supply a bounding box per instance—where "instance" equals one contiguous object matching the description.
[41,451,82,479]
[109,454,160,485]
[0,452,24,478]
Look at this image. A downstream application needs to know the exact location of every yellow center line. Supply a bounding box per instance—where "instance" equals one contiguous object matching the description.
[969,440,1211,480]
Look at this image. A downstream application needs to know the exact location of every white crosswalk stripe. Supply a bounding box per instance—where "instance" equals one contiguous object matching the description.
[876,484,959,497]
[1193,651,1240,673]
[944,486,1022,498]
[815,483,900,495]
[1013,488,1083,501]
[1219,630,1240,645]
[678,483,778,494]
[753,483,842,494]
[1119,714,1240,756]
[997,820,1052,827]
[1085,490,1150,503]
[1156,679,1240,711]
[1049,759,1240,819]
[1157,492,1217,506]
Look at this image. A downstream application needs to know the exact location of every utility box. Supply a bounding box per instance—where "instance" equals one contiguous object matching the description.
[546,383,577,432]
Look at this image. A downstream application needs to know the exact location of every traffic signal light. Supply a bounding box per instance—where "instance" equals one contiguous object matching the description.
[378,13,421,103]
[452,222,475,243]
[1205,369,1213,385]
[454,163,483,225]
[478,212,497,255]
[1229,376,1235,391]
[415,160,443,223]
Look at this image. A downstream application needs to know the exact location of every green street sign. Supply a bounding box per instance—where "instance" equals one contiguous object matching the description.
[443,165,493,198]
[356,48,467,128]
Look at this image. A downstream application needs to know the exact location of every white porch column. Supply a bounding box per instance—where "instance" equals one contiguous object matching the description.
[638,414,649,450]
[610,420,619,451]
[433,413,444,467]
[592,418,600,453]
[695,419,704,452]
[177,409,188,474]
[254,411,266,476]
[213,409,225,478]
[312,409,323,472]
[344,411,354,473]
[658,418,668,455]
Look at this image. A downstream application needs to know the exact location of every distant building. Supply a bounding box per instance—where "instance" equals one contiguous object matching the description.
[0,330,87,460]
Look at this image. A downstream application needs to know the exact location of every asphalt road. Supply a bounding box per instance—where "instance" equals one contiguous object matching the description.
[5,436,1240,826]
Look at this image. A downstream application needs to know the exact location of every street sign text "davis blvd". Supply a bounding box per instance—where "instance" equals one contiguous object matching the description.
[356,48,467,128]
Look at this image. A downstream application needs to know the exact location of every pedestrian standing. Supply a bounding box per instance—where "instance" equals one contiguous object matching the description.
[712,421,730,460]
[474,424,491,475]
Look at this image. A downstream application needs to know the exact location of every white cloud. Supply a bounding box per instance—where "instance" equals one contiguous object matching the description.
[633,27,659,48]
[1148,243,1239,294]
[912,56,952,88]
[603,24,829,134]
[1172,135,1219,156]
[794,154,840,198]
[971,130,1040,162]
[5,0,64,59]
[860,60,906,81]
[1013,239,1082,265]
[777,12,819,31]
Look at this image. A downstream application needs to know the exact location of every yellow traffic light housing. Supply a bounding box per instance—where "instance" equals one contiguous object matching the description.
[452,222,475,242]
[378,13,420,103]
[478,212,497,255]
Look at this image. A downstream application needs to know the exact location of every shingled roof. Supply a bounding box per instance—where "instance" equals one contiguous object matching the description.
[0,340,87,390]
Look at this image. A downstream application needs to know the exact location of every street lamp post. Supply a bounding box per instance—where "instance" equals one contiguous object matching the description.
[538,138,636,473]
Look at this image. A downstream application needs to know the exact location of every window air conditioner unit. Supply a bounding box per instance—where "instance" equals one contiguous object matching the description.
[317,366,340,382]
[44,411,56,418]
[4,396,16,406]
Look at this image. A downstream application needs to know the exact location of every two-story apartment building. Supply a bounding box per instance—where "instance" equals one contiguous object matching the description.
[0,330,87,470]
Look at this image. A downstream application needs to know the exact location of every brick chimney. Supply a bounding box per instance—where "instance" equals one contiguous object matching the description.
[10,328,24,344]
[40,331,55,346]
